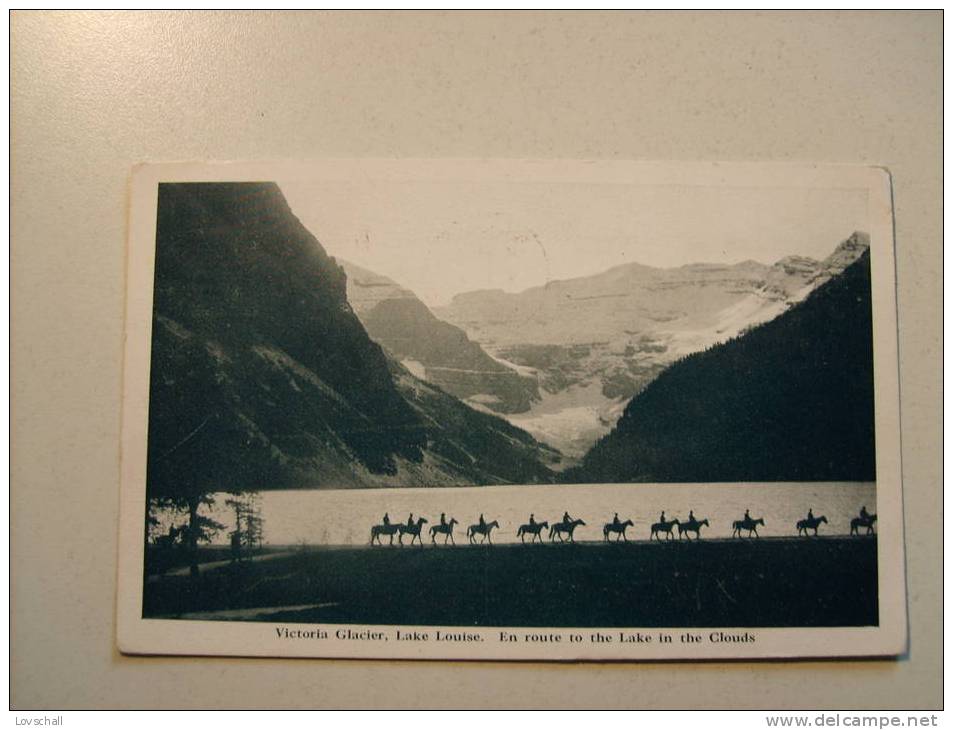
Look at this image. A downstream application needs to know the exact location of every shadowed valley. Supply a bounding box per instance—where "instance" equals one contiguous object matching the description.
[147,183,558,496]
[563,249,876,483]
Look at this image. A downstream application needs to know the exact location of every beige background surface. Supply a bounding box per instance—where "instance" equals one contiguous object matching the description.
[11,11,941,709]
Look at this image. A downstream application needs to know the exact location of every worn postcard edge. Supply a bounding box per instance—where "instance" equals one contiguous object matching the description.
[116,159,906,661]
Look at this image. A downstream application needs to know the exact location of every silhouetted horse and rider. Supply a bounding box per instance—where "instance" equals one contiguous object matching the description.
[796,508,828,537]
[517,514,549,544]
[677,511,709,540]
[850,505,877,536]
[731,509,765,538]
[155,524,186,551]
[650,510,679,541]
[366,502,874,546]
[370,514,402,545]
[467,514,499,544]
[429,513,459,545]
[549,511,585,543]
[395,515,428,546]
[603,513,633,542]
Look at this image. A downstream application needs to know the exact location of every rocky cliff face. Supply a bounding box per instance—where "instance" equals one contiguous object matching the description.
[146,183,557,492]
[387,360,560,484]
[434,234,870,457]
[342,260,539,414]
[563,248,876,483]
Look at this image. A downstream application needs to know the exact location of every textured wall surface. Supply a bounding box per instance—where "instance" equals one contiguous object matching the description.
[11,11,941,708]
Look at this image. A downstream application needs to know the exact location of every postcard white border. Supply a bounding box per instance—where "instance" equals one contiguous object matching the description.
[117,159,905,661]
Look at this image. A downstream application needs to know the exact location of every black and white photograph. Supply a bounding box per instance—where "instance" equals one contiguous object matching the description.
[117,159,903,661]
[12,8,942,714]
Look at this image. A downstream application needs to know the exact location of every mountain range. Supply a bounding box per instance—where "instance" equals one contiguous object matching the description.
[341,261,539,414]
[433,233,870,456]
[146,183,558,497]
[562,248,876,483]
[146,182,875,496]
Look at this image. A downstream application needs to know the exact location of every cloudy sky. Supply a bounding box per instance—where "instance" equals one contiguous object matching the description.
[279,177,868,308]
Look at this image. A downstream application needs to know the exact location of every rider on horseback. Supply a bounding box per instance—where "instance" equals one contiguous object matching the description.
[407,513,414,527]
[860,505,870,521]
[688,510,695,523]
[807,508,815,521]
[382,513,390,526]
[440,512,447,527]
[660,510,666,523]
[529,513,536,527]
[562,511,572,526]
[744,509,751,522]
[612,512,620,527]
[479,513,486,529]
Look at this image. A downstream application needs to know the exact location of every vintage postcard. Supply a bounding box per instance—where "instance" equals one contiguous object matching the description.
[118,159,904,660]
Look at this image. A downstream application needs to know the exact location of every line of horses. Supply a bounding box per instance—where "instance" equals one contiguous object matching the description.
[368,511,878,546]
[370,517,504,546]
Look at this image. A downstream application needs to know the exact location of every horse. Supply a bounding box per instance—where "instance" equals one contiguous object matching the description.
[149,525,185,576]
[467,520,500,545]
[396,517,428,546]
[650,518,680,541]
[731,517,765,538]
[796,515,828,537]
[603,519,634,542]
[516,521,549,544]
[154,524,184,551]
[677,518,709,541]
[850,514,878,536]
[429,518,458,545]
[370,522,402,546]
[549,518,586,543]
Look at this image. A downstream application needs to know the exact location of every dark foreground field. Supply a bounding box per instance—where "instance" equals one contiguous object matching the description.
[144,537,878,628]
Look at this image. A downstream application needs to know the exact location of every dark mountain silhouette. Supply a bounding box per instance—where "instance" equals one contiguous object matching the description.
[562,249,876,483]
[363,297,540,413]
[435,233,871,457]
[388,360,560,483]
[146,183,556,494]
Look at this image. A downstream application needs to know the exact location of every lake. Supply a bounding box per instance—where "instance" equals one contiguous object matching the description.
[155,482,876,546]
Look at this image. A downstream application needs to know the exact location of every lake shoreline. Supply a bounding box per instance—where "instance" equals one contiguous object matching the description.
[148,481,877,547]
[144,536,878,628]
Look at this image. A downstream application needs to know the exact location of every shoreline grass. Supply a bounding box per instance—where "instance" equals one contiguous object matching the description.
[144,536,878,628]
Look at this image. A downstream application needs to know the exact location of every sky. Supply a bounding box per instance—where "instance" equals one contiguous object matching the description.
[279,177,869,308]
